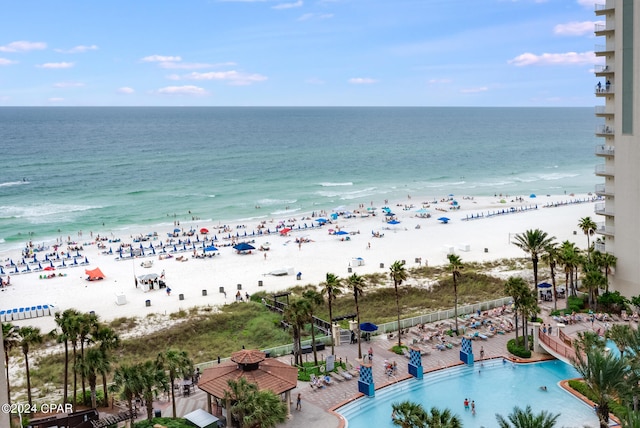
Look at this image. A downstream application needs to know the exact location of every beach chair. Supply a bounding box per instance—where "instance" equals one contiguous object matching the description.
[337,366,353,380]
[329,371,344,382]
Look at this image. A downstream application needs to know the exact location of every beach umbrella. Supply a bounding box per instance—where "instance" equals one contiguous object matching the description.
[385,212,396,217]
[0,267,3,275]
[204,245,218,252]
[335,230,349,235]
[279,227,292,235]
[437,217,450,224]
[315,218,327,223]
[530,194,537,198]
[200,228,209,234]
[233,242,255,252]
[360,322,378,332]
[44,266,55,271]
[50,261,55,268]
[387,220,401,225]
[538,282,552,288]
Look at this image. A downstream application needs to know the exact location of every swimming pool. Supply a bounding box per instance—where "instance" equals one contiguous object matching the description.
[336,359,599,428]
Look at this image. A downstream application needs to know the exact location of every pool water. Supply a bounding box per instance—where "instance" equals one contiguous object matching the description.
[337,359,599,428]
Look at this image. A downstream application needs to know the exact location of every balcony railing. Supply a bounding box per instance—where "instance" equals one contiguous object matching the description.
[594,64,614,74]
[595,164,614,176]
[595,0,614,13]
[596,222,615,236]
[595,145,615,156]
[594,202,614,216]
[595,43,615,54]
[595,23,615,34]
[595,83,614,94]
[595,183,614,195]
[594,242,607,253]
[595,105,614,115]
[596,124,614,135]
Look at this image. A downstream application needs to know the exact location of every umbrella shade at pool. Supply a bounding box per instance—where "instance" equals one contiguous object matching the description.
[360,322,379,332]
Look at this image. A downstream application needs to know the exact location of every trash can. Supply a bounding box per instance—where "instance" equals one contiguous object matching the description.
[237,283,242,290]
[484,248,489,253]
[179,294,184,301]
[219,286,225,293]
[145,300,151,307]
[154,409,162,418]
[296,272,302,280]
[380,263,384,268]
[202,289,207,296]
[258,280,263,287]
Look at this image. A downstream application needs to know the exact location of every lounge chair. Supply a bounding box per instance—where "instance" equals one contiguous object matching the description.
[345,362,360,377]
[337,366,353,380]
[329,371,344,382]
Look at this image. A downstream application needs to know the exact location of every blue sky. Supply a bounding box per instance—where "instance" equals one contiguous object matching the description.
[0,0,602,106]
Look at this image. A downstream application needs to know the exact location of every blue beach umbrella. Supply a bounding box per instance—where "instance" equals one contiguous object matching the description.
[538,282,552,288]
[387,220,401,225]
[233,242,255,252]
[360,322,378,332]
[335,230,349,235]
[204,245,218,252]
[437,217,450,224]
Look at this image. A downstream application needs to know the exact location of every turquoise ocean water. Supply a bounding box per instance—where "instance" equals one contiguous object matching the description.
[1,107,598,252]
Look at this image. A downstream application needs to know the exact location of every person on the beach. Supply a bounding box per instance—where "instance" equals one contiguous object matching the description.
[166,287,171,296]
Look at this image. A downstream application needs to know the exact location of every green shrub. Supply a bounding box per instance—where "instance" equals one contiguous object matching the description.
[507,337,531,358]
[567,295,585,312]
[391,345,407,355]
[134,417,191,428]
[568,379,626,420]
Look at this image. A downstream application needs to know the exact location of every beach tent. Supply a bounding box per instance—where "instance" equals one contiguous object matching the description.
[233,242,255,252]
[85,267,105,281]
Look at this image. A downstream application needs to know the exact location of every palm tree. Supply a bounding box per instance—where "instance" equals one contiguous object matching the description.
[424,406,462,428]
[541,242,560,311]
[283,299,311,366]
[2,323,19,405]
[446,254,463,335]
[321,273,342,355]
[77,312,99,405]
[18,326,43,409]
[391,400,427,428]
[389,260,408,348]
[302,289,324,366]
[512,229,555,299]
[77,347,110,409]
[157,349,193,418]
[607,324,633,359]
[504,276,529,345]
[346,273,367,358]
[138,360,168,420]
[593,251,617,293]
[572,348,627,428]
[93,324,120,406]
[559,240,581,300]
[53,308,80,406]
[495,405,560,428]
[579,216,598,260]
[582,263,607,309]
[112,364,142,415]
[224,378,287,428]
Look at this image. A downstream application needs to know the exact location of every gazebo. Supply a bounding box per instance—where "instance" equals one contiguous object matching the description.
[198,349,298,422]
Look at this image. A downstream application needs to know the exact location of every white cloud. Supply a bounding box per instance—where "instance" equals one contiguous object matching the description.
[460,86,488,94]
[298,13,333,21]
[0,41,46,53]
[181,70,268,85]
[158,61,223,70]
[117,87,135,94]
[0,58,18,66]
[55,45,99,54]
[576,0,594,8]
[428,78,452,84]
[53,82,85,88]
[37,62,75,69]
[554,21,599,36]
[155,85,209,96]
[48,97,65,103]
[141,55,182,63]
[305,77,325,85]
[272,0,303,10]
[348,77,378,84]
[508,51,594,66]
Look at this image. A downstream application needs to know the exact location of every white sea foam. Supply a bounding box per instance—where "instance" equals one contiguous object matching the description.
[319,182,353,187]
[256,198,297,206]
[0,204,101,223]
[0,181,28,187]
[270,207,301,215]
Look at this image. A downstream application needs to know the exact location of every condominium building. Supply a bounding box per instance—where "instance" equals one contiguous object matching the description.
[594,0,639,297]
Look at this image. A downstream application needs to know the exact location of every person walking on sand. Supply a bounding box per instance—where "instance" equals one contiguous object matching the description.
[296,393,302,411]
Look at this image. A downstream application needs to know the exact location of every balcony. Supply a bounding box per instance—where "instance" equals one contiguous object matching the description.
[594,64,614,76]
[595,144,615,157]
[596,222,615,236]
[595,183,614,196]
[595,105,614,116]
[595,83,614,95]
[595,164,614,176]
[594,202,614,216]
[595,23,615,35]
[595,43,615,56]
[594,242,607,253]
[595,124,614,136]
[595,0,615,15]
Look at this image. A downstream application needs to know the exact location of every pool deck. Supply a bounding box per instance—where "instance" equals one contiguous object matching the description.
[280,303,615,428]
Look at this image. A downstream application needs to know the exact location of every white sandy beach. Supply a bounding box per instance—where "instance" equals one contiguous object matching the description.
[1,193,599,333]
